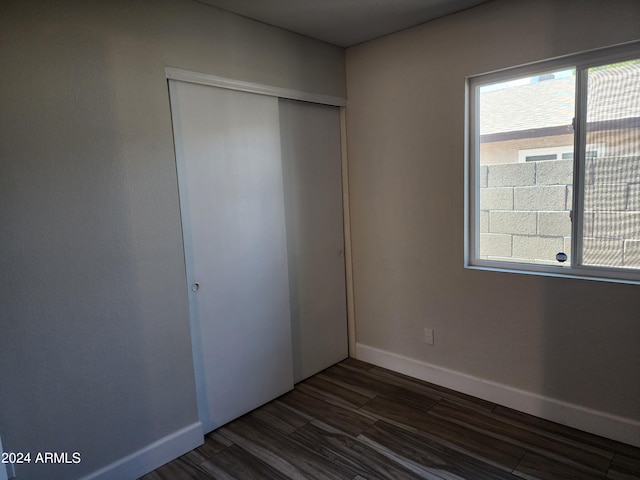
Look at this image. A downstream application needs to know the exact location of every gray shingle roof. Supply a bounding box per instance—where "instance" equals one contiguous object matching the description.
[479,63,640,135]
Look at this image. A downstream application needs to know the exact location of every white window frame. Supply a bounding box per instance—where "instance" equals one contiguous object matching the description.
[465,41,640,284]
[517,145,575,163]
[517,144,604,163]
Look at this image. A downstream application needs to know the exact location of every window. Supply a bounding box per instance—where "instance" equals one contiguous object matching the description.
[517,145,602,163]
[467,43,640,283]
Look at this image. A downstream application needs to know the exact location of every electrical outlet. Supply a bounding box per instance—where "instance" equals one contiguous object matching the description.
[423,328,434,345]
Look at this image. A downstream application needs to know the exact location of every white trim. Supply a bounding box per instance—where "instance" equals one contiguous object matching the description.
[165,67,346,107]
[79,422,203,480]
[466,261,640,285]
[355,343,640,448]
[340,107,357,355]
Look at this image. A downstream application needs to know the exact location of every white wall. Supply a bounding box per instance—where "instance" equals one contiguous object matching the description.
[346,0,640,445]
[0,1,344,479]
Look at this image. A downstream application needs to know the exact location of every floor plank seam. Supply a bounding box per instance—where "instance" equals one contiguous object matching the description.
[511,450,528,477]
[603,453,615,480]
[511,444,529,475]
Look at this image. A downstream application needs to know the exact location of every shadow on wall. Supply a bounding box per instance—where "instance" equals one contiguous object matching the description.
[541,277,640,434]
[0,17,180,480]
[537,6,640,441]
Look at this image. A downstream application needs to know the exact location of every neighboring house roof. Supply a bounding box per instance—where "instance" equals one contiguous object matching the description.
[480,63,640,138]
[588,63,640,123]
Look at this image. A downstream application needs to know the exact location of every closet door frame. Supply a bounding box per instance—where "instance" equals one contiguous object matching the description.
[165,66,356,369]
[166,67,346,108]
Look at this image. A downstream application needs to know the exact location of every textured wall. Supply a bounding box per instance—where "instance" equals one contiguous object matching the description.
[346,0,640,433]
[0,1,344,479]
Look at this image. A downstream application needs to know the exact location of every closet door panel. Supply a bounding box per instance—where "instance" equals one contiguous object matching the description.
[170,80,293,433]
[279,99,348,382]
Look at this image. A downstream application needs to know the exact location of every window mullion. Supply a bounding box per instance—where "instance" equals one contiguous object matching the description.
[571,67,588,268]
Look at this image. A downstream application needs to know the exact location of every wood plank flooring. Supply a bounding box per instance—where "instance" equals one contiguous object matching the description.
[140,359,640,480]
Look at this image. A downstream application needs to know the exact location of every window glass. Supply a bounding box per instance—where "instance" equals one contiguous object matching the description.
[582,59,640,268]
[477,69,575,265]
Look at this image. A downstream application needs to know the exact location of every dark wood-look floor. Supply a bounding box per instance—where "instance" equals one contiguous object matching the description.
[140,359,640,480]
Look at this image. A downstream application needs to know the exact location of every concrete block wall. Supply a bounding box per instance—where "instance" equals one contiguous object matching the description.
[479,157,640,267]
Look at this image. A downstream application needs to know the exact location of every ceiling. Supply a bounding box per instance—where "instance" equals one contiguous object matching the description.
[195,0,492,48]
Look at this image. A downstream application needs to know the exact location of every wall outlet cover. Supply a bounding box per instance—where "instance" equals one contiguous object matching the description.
[424,328,434,345]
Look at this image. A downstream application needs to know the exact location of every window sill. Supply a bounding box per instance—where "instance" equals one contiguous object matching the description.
[465,261,640,286]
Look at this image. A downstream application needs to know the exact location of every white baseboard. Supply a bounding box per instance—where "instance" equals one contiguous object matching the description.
[80,422,203,480]
[355,343,640,448]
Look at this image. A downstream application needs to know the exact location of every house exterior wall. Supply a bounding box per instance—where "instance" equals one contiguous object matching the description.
[480,129,640,165]
[480,134,574,164]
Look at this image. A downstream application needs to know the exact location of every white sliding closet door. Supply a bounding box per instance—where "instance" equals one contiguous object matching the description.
[169,80,293,433]
[279,99,348,382]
